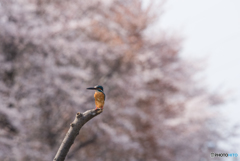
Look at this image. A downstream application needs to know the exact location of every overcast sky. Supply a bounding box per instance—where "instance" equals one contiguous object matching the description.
[158,0,240,151]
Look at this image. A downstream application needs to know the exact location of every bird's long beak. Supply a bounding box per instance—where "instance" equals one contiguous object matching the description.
[87,87,97,90]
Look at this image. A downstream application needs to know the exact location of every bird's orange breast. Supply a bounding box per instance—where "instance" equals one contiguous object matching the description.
[94,92,105,109]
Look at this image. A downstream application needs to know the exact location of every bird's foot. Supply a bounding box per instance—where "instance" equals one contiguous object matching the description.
[95,107,103,110]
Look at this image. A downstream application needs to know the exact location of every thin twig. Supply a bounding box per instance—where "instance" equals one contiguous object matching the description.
[53,108,102,161]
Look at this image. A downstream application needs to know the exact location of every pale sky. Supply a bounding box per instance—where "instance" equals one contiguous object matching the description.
[159,0,240,152]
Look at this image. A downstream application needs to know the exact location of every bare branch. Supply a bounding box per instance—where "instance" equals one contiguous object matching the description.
[53,108,102,161]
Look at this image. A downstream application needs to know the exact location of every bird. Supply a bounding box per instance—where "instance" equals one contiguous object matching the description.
[87,85,105,110]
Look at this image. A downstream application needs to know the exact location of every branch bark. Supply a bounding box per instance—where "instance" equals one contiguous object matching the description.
[53,108,102,161]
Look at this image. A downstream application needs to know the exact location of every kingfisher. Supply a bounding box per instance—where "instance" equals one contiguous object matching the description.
[87,85,105,110]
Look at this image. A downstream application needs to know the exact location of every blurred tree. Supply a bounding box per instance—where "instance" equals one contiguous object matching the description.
[0,0,223,161]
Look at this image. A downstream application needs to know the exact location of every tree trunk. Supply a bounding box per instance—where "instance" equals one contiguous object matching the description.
[53,108,102,161]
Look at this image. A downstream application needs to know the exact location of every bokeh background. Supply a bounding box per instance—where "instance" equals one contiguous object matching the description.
[158,0,240,153]
[0,0,238,161]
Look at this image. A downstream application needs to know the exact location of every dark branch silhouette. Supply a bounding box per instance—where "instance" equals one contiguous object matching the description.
[67,134,97,159]
[53,109,102,161]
